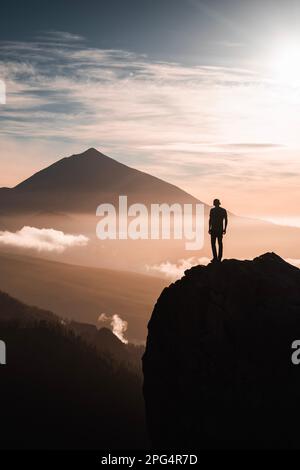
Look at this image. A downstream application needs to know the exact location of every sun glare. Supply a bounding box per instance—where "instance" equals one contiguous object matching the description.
[268,38,300,84]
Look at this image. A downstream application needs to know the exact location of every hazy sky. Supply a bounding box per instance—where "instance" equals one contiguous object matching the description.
[1,0,300,223]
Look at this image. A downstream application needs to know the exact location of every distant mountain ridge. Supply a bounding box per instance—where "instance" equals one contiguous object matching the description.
[0,288,143,368]
[0,147,202,213]
[0,289,146,449]
[0,251,166,342]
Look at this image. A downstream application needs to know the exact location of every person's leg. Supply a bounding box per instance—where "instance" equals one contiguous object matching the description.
[211,234,217,260]
[217,234,223,261]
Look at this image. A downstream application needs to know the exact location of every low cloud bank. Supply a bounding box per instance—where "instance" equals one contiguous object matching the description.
[0,226,89,253]
[286,258,300,268]
[147,257,210,280]
[148,256,300,280]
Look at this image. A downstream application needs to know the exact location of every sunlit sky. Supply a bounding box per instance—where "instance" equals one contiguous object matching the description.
[0,0,300,223]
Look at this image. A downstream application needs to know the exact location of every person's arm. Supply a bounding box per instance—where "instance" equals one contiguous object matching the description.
[209,209,212,233]
[223,210,228,234]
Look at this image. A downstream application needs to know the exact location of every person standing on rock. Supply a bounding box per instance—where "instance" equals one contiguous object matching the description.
[209,199,228,262]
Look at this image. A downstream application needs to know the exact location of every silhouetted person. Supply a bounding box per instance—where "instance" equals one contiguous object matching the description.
[209,199,228,262]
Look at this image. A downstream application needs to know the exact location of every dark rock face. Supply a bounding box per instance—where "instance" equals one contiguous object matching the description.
[143,253,300,449]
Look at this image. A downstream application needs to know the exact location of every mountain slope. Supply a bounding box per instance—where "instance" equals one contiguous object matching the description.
[0,147,201,213]
[143,253,300,449]
[0,289,144,370]
[0,251,167,342]
[0,290,146,449]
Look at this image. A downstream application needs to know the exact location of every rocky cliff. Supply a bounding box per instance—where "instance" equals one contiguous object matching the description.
[143,253,300,449]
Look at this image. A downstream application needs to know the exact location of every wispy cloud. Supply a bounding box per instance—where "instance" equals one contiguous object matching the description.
[37,30,85,43]
[0,31,300,218]
[0,32,274,152]
[0,226,89,252]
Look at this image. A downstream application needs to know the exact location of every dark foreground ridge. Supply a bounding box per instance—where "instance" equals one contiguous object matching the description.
[0,291,146,449]
[143,253,300,449]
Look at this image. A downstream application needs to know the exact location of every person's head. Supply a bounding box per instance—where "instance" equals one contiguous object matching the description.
[213,198,221,207]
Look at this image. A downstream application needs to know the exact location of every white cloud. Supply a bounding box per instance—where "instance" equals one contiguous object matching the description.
[0,226,89,252]
[147,257,210,280]
[0,35,278,155]
[148,256,300,279]
[98,313,128,344]
[285,258,300,268]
